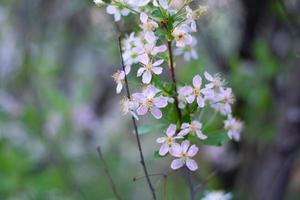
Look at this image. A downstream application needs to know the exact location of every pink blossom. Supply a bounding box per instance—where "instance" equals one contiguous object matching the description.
[224,116,243,141]
[156,124,183,156]
[178,120,207,140]
[137,54,163,84]
[120,97,139,120]
[140,12,158,43]
[135,43,167,57]
[170,140,199,171]
[172,25,193,47]
[133,85,168,119]
[178,74,206,107]
[211,87,234,115]
[112,65,131,94]
[204,71,224,91]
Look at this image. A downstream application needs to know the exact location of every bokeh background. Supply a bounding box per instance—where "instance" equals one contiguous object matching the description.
[1,0,300,199]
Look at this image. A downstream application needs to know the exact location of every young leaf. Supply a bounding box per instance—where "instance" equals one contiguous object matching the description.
[138,123,165,135]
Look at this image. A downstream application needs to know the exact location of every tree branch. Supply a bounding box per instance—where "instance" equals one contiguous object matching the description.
[167,41,182,122]
[96,146,122,200]
[118,36,157,200]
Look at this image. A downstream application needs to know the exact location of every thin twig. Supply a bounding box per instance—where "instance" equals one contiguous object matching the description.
[118,36,157,200]
[96,146,122,200]
[167,41,182,122]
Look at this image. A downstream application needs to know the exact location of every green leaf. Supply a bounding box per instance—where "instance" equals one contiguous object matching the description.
[202,132,230,146]
[138,123,165,135]
[151,9,163,19]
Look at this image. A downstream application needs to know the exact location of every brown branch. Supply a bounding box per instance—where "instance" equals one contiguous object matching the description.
[167,41,182,122]
[96,146,122,200]
[118,36,157,200]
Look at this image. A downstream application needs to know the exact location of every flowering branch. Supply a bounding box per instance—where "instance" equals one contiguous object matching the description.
[118,37,157,200]
[94,0,244,199]
[96,146,122,200]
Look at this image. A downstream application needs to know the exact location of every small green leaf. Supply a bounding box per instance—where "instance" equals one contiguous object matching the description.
[202,132,230,146]
[138,123,165,135]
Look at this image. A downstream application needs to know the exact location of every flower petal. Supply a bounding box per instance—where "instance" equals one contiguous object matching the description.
[181,123,190,129]
[140,12,148,24]
[156,137,166,143]
[106,5,116,14]
[145,31,156,44]
[144,85,158,98]
[166,124,176,137]
[137,67,145,77]
[138,54,149,65]
[186,159,198,171]
[170,143,181,157]
[137,105,148,115]
[159,143,169,156]
[116,83,123,94]
[181,140,190,153]
[196,130,207,140]
[171,159,184,170]
[178,128,190,137]
[153,45,167,54]
[154,96,168,108]
[153,59,164,66]
[187,145,199,157]
[179,86,193,96]
[142,71,152,84]
[196,96,205,107]
[125,65,131,75]
[186,95,195,104]
[204,71,213,81]
[150,107,162,119]
[152,67,163,75]
[193,75,202,88]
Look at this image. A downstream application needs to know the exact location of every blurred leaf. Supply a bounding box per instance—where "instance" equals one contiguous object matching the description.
[202,132,230,146]
[138,123,165,135]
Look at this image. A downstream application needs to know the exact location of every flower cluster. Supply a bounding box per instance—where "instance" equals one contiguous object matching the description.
[94,0,243,172]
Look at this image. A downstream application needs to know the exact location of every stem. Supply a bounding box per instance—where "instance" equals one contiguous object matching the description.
[118,37,157,200]
[167,41,182,122]
[97,147,122,200]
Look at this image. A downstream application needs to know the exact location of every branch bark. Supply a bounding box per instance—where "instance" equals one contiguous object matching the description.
[167,41,182,122]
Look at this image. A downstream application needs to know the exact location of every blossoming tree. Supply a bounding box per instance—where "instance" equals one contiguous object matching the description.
[94,0,243,199]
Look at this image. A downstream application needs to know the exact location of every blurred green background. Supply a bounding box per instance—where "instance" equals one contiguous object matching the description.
[1,0,300,199]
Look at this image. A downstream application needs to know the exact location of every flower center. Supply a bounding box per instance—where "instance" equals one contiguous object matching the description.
[145,63,153,71]
[145,98,154,108]
[166,136,173,145]
[143,22,153,31]
[189,124,197,132]
[177,34,184,41]
[181,152,188,161]
[193,88,200,95]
